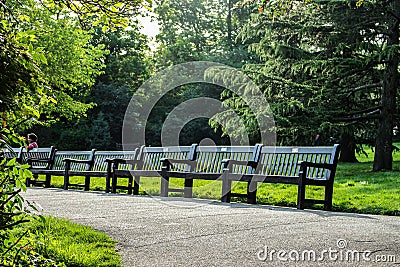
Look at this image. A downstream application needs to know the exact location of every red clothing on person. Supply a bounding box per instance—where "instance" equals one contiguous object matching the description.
[27,142,38,151]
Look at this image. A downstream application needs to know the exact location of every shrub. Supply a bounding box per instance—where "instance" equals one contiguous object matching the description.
[0,136,61,266]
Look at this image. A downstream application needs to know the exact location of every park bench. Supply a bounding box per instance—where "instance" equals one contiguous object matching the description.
[27,149,96,188]
[26,149,136,191]
[160,145,262,198]
[111,145,197,194]
[24,146,57,187]
[220,145,340,210]
[62,149,138,192]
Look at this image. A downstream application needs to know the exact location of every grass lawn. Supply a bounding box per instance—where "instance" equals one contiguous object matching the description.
[36,146,400,216]
[8,216,121,267]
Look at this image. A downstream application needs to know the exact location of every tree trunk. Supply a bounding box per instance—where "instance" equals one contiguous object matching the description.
[339,132,358,162]
[373,0,399,171]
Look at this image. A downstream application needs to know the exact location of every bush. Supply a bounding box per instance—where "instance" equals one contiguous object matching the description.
[0,155,63,266]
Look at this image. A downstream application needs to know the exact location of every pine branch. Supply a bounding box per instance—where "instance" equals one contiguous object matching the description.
[346,82,382,97]
[333,109,381,123]
[333,115,381,122]
[346,106,382,116]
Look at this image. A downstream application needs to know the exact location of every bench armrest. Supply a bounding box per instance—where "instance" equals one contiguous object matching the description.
[63,158,93,164]
[222,159,258,170]
[161,158,196,171]
[111,158,140,165]
[298,161,336,171]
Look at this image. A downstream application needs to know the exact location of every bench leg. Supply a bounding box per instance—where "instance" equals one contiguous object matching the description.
[105,173,111,193]
[45,174,51,188]
[63,172,69,190]
[247,181,257,204]
[111,173,118,194]
[64,163,71,190]
[324,182,334,211]
[297,180,306,210]
[184,179,193,198]
[221,173,232,203]
[84,176,90,191]
[160,176,170,197]
[127,176,133,194]
[133,176,140,195]
[28,173,39,187]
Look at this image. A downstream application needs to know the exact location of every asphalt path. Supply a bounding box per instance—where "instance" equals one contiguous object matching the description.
[22,188,400,266]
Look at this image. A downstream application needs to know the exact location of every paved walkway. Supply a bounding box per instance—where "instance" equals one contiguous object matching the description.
[22,188,399,266]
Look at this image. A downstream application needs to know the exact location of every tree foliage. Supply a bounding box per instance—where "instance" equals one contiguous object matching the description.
[149,0,255,146]
[211,0,399,169]
[32,24,152,150]
[1,0,149,142]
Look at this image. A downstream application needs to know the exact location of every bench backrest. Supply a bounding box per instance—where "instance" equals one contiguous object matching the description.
[92,150,138,171]
[53,149,138,171]
[24,146,57,169]
[194,145,262,173]
[135,145,197,171]
[53,150,96,171]
[3,147,23,163]
[256,145,340,180]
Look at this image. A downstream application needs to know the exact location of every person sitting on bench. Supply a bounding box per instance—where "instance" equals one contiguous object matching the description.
[26,133,38,151]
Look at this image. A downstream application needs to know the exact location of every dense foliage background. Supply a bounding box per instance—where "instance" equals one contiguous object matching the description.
[1,0,400,170]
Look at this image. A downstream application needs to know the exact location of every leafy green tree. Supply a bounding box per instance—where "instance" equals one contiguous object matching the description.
[18,2,106,127]
[32,24,152,150]
[148,0,255,146]
[154,0,253,67]
[1,0,150,142]
[79,25,152,149]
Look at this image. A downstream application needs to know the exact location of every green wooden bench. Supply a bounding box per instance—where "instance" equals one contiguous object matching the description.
[25,146,57,187]
[63,149,138,192]
[111,145,197,194]
[27,149,95,188]
[26,149,136,192]
[160,145,262,198]
[221,145,340,210]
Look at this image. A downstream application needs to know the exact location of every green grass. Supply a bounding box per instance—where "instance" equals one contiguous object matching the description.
[11,216,121,267]
[32,147,400,215]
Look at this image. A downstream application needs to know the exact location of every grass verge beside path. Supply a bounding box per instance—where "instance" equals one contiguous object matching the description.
[10,216,121,267]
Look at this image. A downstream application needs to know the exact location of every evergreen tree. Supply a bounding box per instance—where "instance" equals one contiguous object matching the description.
[216,0,399,169]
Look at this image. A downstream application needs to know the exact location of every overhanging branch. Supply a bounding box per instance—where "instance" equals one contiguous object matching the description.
[333,114,381,123]
[346,106,382,116]
[346,82,382,97]
[333,106,382,122]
